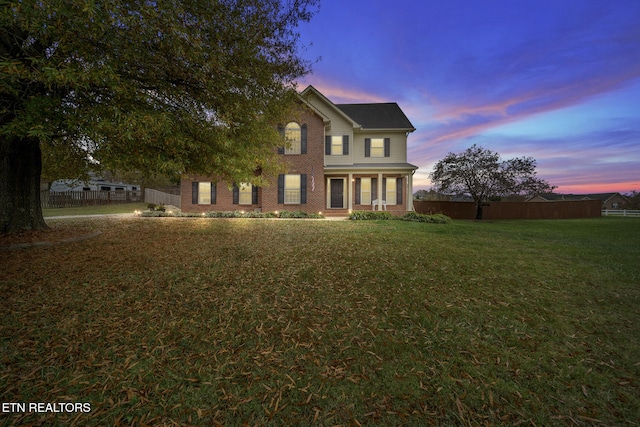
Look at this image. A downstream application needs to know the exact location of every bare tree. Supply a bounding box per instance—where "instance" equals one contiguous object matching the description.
[430,145,555,219]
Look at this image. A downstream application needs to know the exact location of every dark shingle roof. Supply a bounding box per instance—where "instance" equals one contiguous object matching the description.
[335,103,415,130]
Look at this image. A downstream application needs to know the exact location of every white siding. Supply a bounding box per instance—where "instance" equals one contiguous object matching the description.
[305,95,354,165]
[352,131,408,164]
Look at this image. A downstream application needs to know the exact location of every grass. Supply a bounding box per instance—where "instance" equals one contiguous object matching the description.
[1,217,639,426]
[42,202,148,217]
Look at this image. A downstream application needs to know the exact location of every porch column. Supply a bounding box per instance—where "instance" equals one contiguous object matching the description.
[377,172,383,211]
[326,177,330,210]
[348,173,353,212]
[407,173,414,211]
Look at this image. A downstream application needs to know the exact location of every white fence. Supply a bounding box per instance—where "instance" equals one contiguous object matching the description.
[602,209,640,217]
[145,188,181,208]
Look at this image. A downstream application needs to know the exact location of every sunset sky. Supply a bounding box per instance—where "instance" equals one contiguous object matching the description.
[296,0,640,194]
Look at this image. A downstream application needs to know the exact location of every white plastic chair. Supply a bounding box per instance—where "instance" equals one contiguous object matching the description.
[372,199,387,211]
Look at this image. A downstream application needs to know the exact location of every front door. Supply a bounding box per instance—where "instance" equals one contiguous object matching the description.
[330,179,344,208]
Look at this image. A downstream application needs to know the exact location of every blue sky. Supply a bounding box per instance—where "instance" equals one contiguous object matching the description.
[296,0,640,194]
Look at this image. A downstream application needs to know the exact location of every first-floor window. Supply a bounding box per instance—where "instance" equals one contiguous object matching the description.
[238,183,252,205]
[360,177,371,205]
[198,182,212,204]
[192,181,216,204]
[284,174,301,204]
[233,182,257,205]
[385,178,397,205]
[278,174,306,204]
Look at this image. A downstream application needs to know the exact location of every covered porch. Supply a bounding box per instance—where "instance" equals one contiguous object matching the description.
[323,163,418,214]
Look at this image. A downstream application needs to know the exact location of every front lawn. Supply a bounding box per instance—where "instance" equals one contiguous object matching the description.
[1,217,638,425]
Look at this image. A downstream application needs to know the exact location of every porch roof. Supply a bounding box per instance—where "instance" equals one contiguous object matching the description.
[324,162,418,172]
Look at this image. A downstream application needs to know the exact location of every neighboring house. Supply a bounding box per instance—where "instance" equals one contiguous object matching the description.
[527,192,629,209]
[50,176,139,192]
[181,85,418,215]
[583,193,629,209]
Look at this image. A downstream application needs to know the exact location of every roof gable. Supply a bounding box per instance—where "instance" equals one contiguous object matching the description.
[300,85,360,128]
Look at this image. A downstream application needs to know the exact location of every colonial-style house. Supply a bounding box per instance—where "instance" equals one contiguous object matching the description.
[181,85,417,216]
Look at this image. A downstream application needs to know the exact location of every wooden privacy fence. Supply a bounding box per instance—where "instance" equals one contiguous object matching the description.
[42,190,142,208]
[144,188,181,208]
[414,199,602,220]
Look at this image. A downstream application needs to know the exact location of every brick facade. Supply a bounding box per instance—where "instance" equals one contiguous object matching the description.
[181,104,326,214]
[262,107,325,214]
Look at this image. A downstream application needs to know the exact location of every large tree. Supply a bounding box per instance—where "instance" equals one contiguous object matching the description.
[430,144,555,219]
[1,0,318,233]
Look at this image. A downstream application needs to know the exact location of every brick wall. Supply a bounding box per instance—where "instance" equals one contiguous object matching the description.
[180,176,261,214]
[262,106,326,214]
[181,104,326,214]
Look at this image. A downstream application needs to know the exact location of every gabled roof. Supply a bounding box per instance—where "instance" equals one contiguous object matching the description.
[300,85,360,128]
[335,103,415,131]
[300,85,416,131]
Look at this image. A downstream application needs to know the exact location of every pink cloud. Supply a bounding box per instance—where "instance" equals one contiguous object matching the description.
[413,63,640,147]
[297,77,388,104]
[556,181,640,195]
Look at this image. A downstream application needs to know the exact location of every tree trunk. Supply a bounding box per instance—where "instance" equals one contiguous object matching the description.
[0,136,48,234]
[475,202,483,220]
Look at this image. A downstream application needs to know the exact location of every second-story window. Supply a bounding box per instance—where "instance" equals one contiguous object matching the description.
[326,135,349,156]
[285,122,301,154]
[331,136,343,155]
[370,138,384,157]
[365,138,391,158]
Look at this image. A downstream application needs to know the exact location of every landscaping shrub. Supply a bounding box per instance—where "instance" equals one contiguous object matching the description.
[277,210,323,219]
[349,210,451,223]
[140,210,322,219]
[401,211,451,224]
[348,210,394,220]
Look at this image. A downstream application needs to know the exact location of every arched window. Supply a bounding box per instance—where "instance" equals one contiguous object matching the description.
[284,122,301,154]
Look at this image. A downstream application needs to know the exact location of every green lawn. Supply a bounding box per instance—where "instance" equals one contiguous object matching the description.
[1,217,638,426]
[43,202,148,217]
